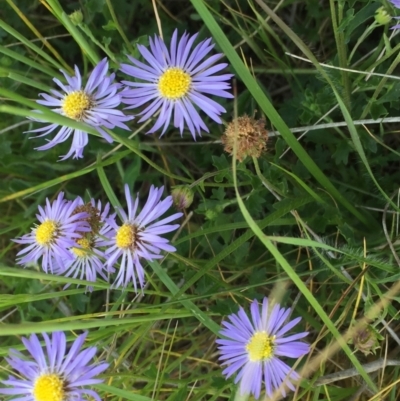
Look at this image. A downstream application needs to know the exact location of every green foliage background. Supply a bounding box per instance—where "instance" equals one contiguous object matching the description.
[1,0,400,400]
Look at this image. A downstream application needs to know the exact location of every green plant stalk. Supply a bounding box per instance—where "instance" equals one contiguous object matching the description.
[95,384,152,401]
[5,0,71,71]
[149,261,221,336]
[352,41,400,88]
[78,23,118,64]
[105,0,134,53]
[0,44,61,78]
[60,12,99,64]
[2,69,53,92]
[44,0,99,64]
[348,21,379,64]
[0,19,66,72]
[329,0,351,109]
[0,94,99,136]
[97,164,122,209]
[0,149,131,203]
[360,50,400,119]
[108,130,193,184]
[264,161,325,204]
[0,313,192,336]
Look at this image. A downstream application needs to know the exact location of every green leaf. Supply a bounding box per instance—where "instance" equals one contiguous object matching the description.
[0,140,12,157]
[102,20,117,30]
[332,141,352,165]
[342,3,379,37]
[96,384,152,401]
[86,0,105,13]
[149,261,221,335]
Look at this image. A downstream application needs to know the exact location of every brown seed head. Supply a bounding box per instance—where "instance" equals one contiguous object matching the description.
[72,203,101,236]
[221,115,268,161]
[351,324,382,356]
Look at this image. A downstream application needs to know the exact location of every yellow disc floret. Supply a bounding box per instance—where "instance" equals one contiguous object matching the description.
[35,220,58,246]
[246,332,275,362]
[71,237,92,258]
[33,373,65,401]
[62,91,92,120]
[158,68,191,99]
[116,224,137,249]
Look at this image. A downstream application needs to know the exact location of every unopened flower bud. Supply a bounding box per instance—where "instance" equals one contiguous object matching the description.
[69,9,83,25]
[205,209,218,220]
[221,115,268,162]
[171,185,194,210]
[375,7,391,25]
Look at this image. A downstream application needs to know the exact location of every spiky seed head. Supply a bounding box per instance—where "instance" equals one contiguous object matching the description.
[222,115,268,162]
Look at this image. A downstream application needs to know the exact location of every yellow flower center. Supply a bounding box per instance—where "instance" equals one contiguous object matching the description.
[246,332,275,362]
[158,68,191,99]
[71,237,91,258]
[33,373,65,401]
[35,220,58,246]
[115,224,137,249]
[62,90,92,120]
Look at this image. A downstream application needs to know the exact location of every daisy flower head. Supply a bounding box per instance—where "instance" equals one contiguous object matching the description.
[29,58,133,160]
[55,198,116,291]
[13,192,90,274]
[120,29,233,139]
[216,297,310,399]
[0,331,108,401]
[101,184,183,290]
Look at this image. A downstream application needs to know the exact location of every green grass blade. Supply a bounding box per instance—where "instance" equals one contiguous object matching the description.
[0,18,66,71]
[149,260,221,335]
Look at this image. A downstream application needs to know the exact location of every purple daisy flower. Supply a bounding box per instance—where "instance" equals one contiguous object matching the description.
[100,184,183,290]
[0,331,108,401]
[28,58,133,160]
[13,192,90,274]
[120,29,233,139]
[391,0,400,8]
[55,199,116,292]
[216,298,310,399]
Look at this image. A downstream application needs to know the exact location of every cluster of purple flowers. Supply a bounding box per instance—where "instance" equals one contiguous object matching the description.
[14,184,182,291]
[5,27,312,401]
[10,185,311,400]
[29,29,233,160]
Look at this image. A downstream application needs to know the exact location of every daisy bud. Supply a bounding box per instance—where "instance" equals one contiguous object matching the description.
[171,185,194,210]
[69,9,83,25]
[375,7,391,25]
[222,115,268,162]
[205,207,222,220]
